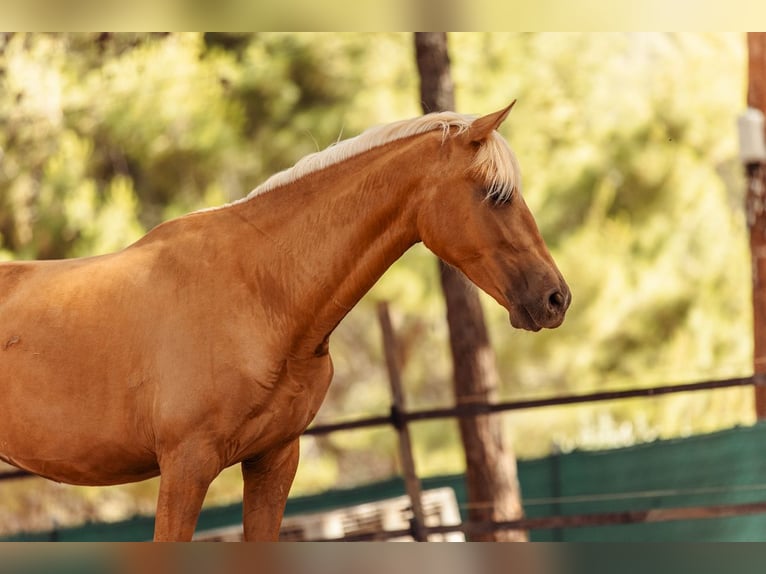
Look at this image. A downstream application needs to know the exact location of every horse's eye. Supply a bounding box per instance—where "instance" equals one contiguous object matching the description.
[484,183,514,207]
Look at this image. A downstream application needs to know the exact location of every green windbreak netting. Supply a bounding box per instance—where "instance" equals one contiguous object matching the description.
[517,422,766,541]
[3,423,766,541]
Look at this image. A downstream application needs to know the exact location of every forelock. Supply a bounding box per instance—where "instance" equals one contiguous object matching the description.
[470,131,521,203]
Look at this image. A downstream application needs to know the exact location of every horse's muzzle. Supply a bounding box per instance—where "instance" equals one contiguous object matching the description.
[510,282,571,331]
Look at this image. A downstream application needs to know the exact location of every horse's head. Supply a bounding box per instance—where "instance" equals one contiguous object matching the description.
[417,102,571,331]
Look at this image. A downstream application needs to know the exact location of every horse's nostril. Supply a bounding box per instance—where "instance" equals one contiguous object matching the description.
[548,290,565,310]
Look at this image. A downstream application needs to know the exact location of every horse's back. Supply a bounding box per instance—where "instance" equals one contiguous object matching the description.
[0,260,34,295]
[0,253,144,339]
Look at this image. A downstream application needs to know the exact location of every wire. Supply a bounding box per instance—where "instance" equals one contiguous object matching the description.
[460,483,766,509]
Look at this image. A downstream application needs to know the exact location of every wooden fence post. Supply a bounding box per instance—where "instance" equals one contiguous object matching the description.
[746,32,766,419]
[377,301,429,541]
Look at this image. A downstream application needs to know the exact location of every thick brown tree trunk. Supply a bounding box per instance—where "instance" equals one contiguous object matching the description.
[414,32,527,541]
[746,33,766,420]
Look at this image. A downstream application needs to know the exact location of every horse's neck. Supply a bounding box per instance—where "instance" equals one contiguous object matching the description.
[231,137,431,355]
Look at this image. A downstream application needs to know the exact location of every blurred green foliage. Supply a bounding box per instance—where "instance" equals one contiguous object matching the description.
[0,33,754,533]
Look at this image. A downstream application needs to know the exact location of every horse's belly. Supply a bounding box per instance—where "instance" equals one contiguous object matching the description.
[0,400,158,486]
[0,354,158,486]
[0,449,159,486]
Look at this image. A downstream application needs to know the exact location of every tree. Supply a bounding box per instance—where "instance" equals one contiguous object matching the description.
[414,32,527,542]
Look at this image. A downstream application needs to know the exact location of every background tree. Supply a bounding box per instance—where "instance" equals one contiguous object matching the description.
[414,32,526,542]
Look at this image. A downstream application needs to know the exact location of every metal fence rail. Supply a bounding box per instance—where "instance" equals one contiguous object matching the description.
[313,500,766,542]
[304,374,764,436]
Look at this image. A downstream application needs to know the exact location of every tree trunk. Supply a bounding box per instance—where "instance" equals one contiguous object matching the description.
[414,32,527,542]
[746,33,766,420]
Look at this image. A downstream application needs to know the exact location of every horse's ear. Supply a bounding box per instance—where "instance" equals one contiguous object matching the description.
[468,100,516,142]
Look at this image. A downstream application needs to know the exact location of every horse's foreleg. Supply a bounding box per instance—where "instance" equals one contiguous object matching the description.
[241,439,300,541]
[154,446,221,541]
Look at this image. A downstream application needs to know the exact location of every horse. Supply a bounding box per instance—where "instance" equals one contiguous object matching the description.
[0,103,570,541]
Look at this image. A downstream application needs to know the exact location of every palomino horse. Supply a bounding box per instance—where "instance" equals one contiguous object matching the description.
[0,103,570,541]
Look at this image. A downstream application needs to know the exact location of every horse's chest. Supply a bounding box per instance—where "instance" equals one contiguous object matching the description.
[232,354,333,458]
[279,355,333,429]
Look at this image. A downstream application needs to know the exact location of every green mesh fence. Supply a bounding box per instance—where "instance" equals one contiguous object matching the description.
[3,422,766,541]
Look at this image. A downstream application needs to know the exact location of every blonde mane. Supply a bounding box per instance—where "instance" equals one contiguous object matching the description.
[224,111,521,208]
